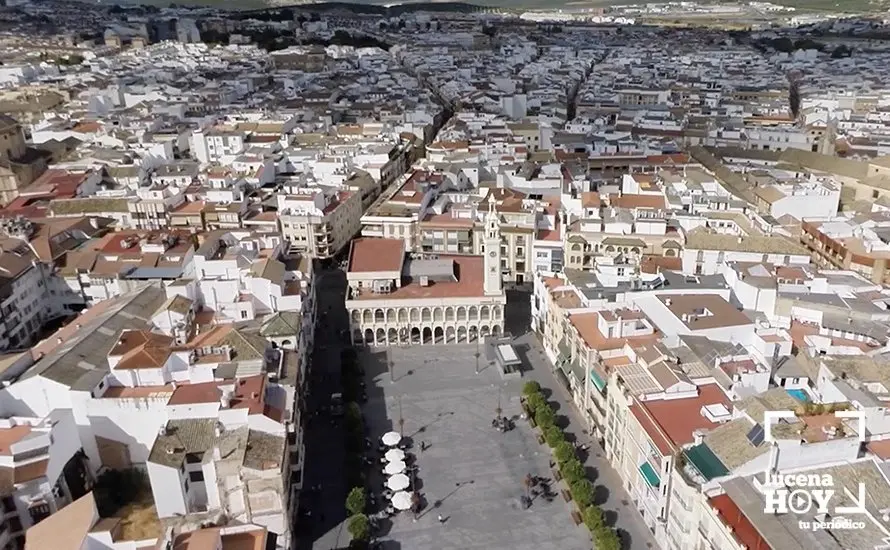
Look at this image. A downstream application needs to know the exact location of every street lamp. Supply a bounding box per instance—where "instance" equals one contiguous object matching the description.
[496,386,502,421]
[474,336,480,374]
[398,395,405,436]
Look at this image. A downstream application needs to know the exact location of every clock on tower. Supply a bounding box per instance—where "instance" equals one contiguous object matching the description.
[483,196,502,296]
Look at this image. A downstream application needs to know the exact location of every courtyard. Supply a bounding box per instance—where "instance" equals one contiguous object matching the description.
[359,343,593,550]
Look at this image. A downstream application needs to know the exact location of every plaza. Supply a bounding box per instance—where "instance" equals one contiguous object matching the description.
[360,343,593,550]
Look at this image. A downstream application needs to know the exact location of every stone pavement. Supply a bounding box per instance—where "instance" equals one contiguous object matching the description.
[511,331,658,550]
[361,344,594,550]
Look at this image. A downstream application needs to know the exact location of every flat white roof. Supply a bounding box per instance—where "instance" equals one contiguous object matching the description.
[497,344,518,364]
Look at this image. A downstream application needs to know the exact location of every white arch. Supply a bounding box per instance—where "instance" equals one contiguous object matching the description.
[445,307,455,322]
[480,305,490,320]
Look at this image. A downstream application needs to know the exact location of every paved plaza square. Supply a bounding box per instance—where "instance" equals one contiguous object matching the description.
[360,344,593,550]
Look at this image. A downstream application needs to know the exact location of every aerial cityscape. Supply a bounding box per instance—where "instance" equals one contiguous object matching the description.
[3,1,890,549]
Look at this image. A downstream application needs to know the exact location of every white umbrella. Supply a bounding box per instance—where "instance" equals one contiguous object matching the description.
[386,473,410,492]
[382,431,401,446]
[384,460,406,475]
[391,491,413,511]
[385,448,405,462]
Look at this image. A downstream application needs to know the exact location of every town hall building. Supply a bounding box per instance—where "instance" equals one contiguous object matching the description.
[345,198,508,345]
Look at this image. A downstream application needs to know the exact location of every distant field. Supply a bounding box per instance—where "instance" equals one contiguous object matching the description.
[129,0,885,14]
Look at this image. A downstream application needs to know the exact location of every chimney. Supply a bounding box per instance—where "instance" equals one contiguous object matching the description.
[665,297,672,306]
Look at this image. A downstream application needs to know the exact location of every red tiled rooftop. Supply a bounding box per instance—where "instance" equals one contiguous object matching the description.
[569,312,660,352]
[231,375,266,414]
[0,425,32,455]
[867,439,890,459]
[634,384,731,454]
[168,381,223,406]
[536,227,561,242]
[640,255,682,274]
[611,193,667,210]
[708,494,771,550]
[351,255,488,301]
[420,211,474,228]
[348,238,405,273]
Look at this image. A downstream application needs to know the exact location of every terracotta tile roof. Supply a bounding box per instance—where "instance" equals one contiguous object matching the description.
[173,527,221,550]
[111,330,174,370]
[635,384,731,454]
[25,492,97,550]
[347,238,405,273]
[0,425,32,455]
[658,294,752,331]
[350,255,488,301]
[611,193,666,210]
[568,312,660,351]
[231,375,266,414]
[168,381,222,406]
[640,255,682,273]
[221,529,267,550]
[708,494,771,550]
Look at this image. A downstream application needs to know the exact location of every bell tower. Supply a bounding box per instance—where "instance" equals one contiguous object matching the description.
[483,196,502,296]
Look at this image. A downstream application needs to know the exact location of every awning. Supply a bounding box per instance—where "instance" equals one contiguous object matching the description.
[684,444,729,481]
[639,462,661,488]
[590,369,606,392]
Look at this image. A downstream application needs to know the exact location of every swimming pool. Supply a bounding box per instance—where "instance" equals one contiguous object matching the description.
[786,388,809,402]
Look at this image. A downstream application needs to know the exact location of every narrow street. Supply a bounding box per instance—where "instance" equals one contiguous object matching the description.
[295,268,352,550]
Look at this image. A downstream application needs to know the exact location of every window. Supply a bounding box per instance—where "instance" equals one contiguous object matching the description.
[185,452,204,464]
[189,471,204,482]
[2,497,13,514]
[241,311,248,319]
[8,516,21,533]
[874,190,880,200]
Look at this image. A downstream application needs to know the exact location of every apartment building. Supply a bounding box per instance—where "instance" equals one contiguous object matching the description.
[682,228,811,276]
[277,188,362,260]
[801,214,890,285]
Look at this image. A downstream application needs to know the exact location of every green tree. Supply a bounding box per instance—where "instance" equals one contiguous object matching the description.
[570,479,593,508]
[93,468,149,517]
[583,505,604,532]
[535,403,556,428]
[595,527,621,550]
[522,380,541,396]
[526,392,545,416]
[544,425,565,448]
[347,513,370,541]
[554,441,575,464]
[560,458,585,485]
[346,487,366,516]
